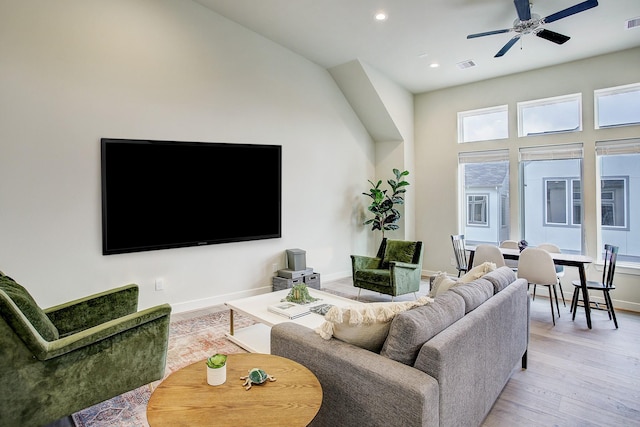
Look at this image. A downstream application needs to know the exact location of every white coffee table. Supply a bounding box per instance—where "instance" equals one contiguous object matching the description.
[225,288,362,353]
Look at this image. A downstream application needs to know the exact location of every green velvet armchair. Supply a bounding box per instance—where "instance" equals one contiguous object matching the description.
[351,238,424,300]
[0,272,172,427]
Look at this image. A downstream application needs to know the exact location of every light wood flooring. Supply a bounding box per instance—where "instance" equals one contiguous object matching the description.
[176,277,640,426]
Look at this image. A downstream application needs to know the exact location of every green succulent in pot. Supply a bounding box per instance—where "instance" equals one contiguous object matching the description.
[206,353,227,369]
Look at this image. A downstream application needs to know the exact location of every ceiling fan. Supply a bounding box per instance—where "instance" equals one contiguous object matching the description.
[467,0,599,57]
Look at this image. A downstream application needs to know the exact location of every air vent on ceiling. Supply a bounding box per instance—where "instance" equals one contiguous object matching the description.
[626,17,640,30]
[457,60,477,70]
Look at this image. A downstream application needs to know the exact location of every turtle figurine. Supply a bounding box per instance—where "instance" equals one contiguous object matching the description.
[240,367,276,390]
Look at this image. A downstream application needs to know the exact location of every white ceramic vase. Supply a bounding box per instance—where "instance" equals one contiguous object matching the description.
[207,365,226,386]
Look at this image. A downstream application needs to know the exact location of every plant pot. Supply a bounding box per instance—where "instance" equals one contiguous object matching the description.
[206,365,226,386]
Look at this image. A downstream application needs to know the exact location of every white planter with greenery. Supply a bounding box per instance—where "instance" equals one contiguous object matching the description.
[206,354,227,386]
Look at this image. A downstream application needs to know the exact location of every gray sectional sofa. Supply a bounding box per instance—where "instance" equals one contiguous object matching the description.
[271,266,530,427]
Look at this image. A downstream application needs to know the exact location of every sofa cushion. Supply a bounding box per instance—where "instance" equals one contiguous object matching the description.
[381,240,417,269]
[428,262,496,298]
[315,297,432,352]
[482,266,517,293]
[380,292,465,365]
[0,276,59,341]
[449,278,494,313]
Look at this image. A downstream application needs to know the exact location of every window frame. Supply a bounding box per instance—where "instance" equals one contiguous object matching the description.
[466,193,489,227]
[600,176,628,230]
[517,93,582,137]
[457,105,508,143]
[594,82,640,129]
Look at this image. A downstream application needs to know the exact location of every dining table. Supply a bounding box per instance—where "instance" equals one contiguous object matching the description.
[466,245,595,329]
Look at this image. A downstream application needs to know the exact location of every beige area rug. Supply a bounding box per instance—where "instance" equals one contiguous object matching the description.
[71,287,375,427]
[72,309,255,427]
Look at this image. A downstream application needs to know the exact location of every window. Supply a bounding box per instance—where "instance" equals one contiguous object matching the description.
[545,179,568,225]
[458,105,508,143]
[572,179,581,225]
[595,82,640,129]
[467,194,488,226]
[520,144,583,253]
[458,150,510,245]
[596,139,640,264]
[518,93,582,137]
[600,178,627,228]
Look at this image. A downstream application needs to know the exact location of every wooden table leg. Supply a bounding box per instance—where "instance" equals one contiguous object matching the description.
[229,309,235,336]
[579,265,592,329]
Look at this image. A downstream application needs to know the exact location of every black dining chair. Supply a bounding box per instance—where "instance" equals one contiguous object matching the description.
[450,235,468,277]
[570,244,619,328]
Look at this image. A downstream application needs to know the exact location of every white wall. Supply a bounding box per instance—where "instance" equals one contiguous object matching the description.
[415,47,640,311]
[0,0,374,312]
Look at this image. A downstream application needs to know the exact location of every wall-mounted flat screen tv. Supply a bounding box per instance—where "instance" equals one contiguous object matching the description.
[101,138,282,255]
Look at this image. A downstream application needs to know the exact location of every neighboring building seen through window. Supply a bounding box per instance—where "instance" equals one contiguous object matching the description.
[597,138,639,263]
[458,150,510,245]
[520,144,584,254]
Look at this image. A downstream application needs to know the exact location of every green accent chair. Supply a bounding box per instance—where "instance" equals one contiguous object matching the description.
[0,272,172,427]
[351,238,424,300]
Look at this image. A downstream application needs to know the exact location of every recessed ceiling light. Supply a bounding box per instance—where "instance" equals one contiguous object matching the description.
[429,63,440,68]
[374,11,387,21]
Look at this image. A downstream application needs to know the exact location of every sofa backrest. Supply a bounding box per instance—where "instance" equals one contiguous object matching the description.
[379,266,518,366]
[449,278,494,313]
[380,291,465,366]
[482,266,518,294]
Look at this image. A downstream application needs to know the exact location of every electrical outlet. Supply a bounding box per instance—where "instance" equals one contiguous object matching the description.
[272,263,278,273]
[450,257,457,266]
[155,278,165,291]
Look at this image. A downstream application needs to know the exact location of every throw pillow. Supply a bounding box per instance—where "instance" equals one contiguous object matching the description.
[428,272,459,297]
[458,261,496,283]
[315,296,433,352]
[428,262,496,298]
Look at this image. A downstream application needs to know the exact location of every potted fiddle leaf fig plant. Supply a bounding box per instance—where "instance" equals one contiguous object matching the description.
[362,168,410,238]
[206,353,227,386]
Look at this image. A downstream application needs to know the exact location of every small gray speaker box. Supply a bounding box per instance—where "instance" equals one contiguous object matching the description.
[286,248,306,271]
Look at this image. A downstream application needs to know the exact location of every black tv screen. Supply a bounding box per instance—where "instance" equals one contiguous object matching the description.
[101,138,281,255]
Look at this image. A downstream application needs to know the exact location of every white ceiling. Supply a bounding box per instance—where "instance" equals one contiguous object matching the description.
[193,0,640,94]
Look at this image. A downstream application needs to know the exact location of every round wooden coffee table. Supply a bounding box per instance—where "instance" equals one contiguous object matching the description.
[147,353,322,426]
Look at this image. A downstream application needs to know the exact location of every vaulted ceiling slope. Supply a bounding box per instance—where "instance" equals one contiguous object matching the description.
[194,0,640,94]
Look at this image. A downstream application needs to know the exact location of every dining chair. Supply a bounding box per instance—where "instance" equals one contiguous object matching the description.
[499,240,520,272]
[536,243,567,307]
[571,244,619,328]
[518,247,561,325]
[450,234,468,277]
[473,244,506,268]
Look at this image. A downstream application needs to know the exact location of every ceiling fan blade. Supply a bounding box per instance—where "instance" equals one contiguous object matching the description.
[543,0,598,24]
[495,36,521,57]
[467,28,512,39]
[536,29,570,44]
[513,0,531,22]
